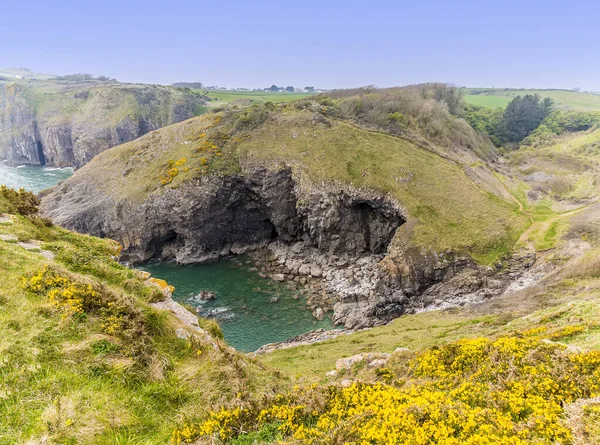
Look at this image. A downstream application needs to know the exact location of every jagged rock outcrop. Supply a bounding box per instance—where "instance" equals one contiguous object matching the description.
[0,81,206,168]
[41,166,405,264]
[41,163,412,327]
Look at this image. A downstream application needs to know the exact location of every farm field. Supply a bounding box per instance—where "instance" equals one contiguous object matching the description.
[196,89,315,105]
[462,88,600,111]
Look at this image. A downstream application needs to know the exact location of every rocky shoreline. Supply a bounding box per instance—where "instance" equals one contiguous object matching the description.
[251,328,355,355]
[249,241,537,330]
[247,248,538,354]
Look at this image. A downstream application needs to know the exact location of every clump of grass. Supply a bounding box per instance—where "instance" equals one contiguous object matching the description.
[198,318,224,340]
[564,249,600,279]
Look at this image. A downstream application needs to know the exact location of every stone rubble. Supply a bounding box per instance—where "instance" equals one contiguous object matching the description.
[335,352,391,371]
[252,240,537,330]
[251,328,354,355]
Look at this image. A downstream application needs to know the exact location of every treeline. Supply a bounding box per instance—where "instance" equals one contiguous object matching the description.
[172,82,204,89]
[464,95,600,147]
[55,73,117,82]
[522,110,600,146]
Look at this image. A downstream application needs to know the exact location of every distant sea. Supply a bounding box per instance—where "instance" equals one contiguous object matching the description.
[0,163,73,193]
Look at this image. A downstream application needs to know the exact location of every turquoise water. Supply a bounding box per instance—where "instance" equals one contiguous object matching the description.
[143,258,335,352]
[0,163,73,193]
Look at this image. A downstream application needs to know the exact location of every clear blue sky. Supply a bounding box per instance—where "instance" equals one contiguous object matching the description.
[1,0,599,90]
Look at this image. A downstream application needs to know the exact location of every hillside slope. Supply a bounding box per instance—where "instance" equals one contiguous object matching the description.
[0,79,207,168]
[6,92,600,443]
[0,188,280,444]
[5,184,600,444]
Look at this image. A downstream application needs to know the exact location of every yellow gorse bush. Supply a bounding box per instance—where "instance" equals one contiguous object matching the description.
[172,335,600,444]
[22,266,127,335]
[22,266,102,319]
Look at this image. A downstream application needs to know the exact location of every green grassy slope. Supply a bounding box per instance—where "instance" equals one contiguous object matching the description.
[509,129,600,207]
[0,189,281,444]
[462,88,600,111]
[0,79,208,126]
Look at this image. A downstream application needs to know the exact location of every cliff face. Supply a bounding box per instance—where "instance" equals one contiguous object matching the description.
[0,82,42,165]
[0,81,206,168]
[41,165,405,264]
[42,163,412,328]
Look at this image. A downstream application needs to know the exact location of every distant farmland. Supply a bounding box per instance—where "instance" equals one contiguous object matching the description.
[462,88,600,111]
[196,89,315,105]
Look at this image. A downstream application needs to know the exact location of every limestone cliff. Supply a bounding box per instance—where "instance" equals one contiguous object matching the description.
[0,80,207,168]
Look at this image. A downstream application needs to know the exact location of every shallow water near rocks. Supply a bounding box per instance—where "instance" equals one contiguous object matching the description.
[0,163,73,193]
[143,258,336,352]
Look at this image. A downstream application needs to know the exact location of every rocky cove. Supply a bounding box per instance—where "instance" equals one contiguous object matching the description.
[41,162,537,334]
[141,257,337,352]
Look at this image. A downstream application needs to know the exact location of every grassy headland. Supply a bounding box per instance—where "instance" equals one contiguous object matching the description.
[66,88,528,264]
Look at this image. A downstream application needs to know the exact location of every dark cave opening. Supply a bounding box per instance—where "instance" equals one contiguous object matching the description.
[36,141,46,166]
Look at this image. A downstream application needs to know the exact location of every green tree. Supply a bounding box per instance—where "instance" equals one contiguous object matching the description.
[496,94,554,144]
[463,104,503,138]
[269,84,279,92]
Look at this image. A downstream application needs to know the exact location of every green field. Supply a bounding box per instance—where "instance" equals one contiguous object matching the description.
[462,88,600,111]
[197,89,314,105]
[0,67,55,80]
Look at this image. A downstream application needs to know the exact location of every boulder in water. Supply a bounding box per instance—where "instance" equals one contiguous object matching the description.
[312,307,325,320]
[197,291,216,301]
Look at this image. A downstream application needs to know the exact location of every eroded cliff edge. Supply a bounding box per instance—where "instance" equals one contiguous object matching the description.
[0,81,206,168]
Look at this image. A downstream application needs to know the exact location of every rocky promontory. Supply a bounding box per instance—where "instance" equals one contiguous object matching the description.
[40,91,531,328]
